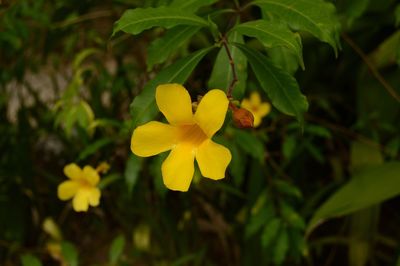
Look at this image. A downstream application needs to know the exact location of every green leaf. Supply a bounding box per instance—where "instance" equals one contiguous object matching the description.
[261,217,281,248]
[147,25,201,69]
[268,46,300,75]
[235,43,308,125]
[72,48,100,70]
[21,254,42,266]
[253,0,341,54]
[282,135,296,160]
[369,30,400,69]
[124,154,143,192]
[343,0,370,25]
[280,201,305,229]
[305,124,332,138]
[350,141,383,173]
[273,227,289,265]
[130,47,214,127]
[396,4,400,27]
[77,138,113,161]
[61,241,78,266]
[246,201,275,238]
[109,234,126,264]
[233,129,264,161]
[308,162,400,234]
[208,31,247,98]
[231,20,304,68]
[169,0,218,12]
[113,7,208,36]
[274,179,302,200]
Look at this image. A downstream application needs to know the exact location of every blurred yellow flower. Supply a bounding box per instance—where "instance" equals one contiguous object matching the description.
[57,163,101,212]
[241,91,271,127]
[131,84,231,192]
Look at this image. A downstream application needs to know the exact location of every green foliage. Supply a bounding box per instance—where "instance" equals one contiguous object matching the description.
[235,43,309,125]
[231,20,304,68]
[253,0,341,54]
[1,0,400,265]
[209,31,247,98]
[21,254,42,266]
[109,234,126,264]
[113,7,209,36]
[130,47,214,127]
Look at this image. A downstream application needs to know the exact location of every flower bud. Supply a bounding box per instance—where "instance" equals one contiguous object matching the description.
[233,108,254,128]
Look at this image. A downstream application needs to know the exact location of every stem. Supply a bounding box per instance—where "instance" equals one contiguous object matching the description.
[341,32,400,103]
[221,35,238,99]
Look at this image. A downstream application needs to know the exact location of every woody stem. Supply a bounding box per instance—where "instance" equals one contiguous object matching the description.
[221,35,238,99]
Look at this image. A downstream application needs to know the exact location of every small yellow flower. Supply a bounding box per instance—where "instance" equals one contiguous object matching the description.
[131,84,231,192]
[241,91,271,127]
[57,163,101,212]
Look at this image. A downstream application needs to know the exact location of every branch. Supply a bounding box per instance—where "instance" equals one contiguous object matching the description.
[341,32,400,103]
[221,35,238,99]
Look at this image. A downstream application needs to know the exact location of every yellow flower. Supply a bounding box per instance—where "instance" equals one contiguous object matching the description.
[57,163,101,212]
[241,91,271,127]
[131,84,231,192]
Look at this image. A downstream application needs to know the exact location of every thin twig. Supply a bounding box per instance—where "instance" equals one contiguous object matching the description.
[53,10,114,28]
[341,32,400,103]
[221,35,238,99]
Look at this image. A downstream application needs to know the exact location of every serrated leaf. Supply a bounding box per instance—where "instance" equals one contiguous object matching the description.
[61,241,78,266]
[308,162,400,234]
[124,154,143,192]
[130,47,214,127]
[169,0,218,12]
[21,254,42,266]
[208,31,247,98]
[261,217,281,248]
[109,234,125,264]
[233,129,264,161]
[232,20,304,68]
[235,43,308,125]
[253,0,341,54]
[147,25,201,69]
[113,7,208,36]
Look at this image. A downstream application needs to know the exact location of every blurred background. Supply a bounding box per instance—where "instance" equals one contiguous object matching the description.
[1,0,400,265]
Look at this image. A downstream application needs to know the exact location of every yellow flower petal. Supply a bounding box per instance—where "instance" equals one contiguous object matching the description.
[240,99,252,110]
[196,139,231,180]
[250,91,261,105]
[156,84,193,125]
[88,187,101,207]
[82,165,100,185]
[194,89,228,137]
[258,102,271,117]
[72,190,90,212]
[58,180,80,200]
[63,163,82,180]
[253,114,262,127]
[161,145,195,192]
[131,121,179,157]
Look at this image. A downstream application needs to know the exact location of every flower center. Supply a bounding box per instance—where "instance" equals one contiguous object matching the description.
[178,124,208,148]
[78,179,92,188]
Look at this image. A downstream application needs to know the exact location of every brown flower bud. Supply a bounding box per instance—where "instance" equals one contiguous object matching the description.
[233,108,254,128]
